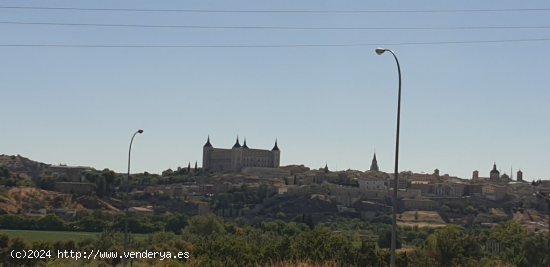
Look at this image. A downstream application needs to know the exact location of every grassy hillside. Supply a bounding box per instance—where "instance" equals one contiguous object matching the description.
[0,229,147,243]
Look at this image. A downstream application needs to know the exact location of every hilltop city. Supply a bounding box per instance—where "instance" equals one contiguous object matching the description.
[1,136,548,233]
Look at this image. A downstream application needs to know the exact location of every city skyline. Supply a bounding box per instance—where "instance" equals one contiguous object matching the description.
[0,135,537,182]
[2,1,550,181]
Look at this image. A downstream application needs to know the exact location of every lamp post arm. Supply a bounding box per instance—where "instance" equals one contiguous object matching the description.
[127,131,140,190]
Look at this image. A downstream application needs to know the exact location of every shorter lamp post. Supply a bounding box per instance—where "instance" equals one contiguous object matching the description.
[124,129,143,267]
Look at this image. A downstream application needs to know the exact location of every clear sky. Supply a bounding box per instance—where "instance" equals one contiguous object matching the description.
[2,1,550,181]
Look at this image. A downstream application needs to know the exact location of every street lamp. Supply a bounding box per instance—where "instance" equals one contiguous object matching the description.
[124,129,143,266]
[128,129,144,187]
[375,47,402,267]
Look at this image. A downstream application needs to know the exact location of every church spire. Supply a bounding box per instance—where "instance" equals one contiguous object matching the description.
[203,135,212,148]
[242,138,249,149]
[370,153,379,171]
[272,139,279,151]
[232,136,241,148]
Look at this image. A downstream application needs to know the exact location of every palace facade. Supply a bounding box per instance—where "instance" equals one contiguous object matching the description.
[202,136,280,172]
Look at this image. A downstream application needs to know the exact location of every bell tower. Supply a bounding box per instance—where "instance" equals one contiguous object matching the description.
[272,139,280,167]
[202,136,213,170]
[370,153,379,171]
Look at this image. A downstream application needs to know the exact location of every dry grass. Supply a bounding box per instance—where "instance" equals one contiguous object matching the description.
[398,211,445,223]
[397,210,446,228]
[397,222,447,228]
[490,208,507,217]
[0,187,86,214]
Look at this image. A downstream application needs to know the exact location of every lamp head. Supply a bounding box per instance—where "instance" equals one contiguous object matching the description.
[375,48,387,55]
[137,129,144,134]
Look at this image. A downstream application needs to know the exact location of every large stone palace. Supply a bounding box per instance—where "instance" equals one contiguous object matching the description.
[202,136,280,172]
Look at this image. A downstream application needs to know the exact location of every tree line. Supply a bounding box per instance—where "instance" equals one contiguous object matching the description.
[0,215,548,267]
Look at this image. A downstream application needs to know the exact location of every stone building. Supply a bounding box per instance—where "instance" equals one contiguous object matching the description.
[490,163,500,182]
[409,172,438,184]
[409,182,465,197]
[48,165,93,182]
[472,170,479,181]
[202,136,280,172]
[516,169,523,182]
[473,163,517,183]
[358,153,389,190]
[433,182,465,197]
[482,183,507,201]
[358,176,388,191]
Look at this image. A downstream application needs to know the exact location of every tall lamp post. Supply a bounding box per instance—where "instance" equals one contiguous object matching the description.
[375,47,401,267]
[124,129,143,267]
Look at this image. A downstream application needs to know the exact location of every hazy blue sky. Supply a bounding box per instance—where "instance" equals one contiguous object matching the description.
[2,1,550,181]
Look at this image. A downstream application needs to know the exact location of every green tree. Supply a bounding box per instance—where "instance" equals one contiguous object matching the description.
[490,221,528,265]
[95,176,106,197]
[183,215,225,237]
[378,229,401,249]
[213,193,232,217]
[305,214,314,229]
[193,233,260,267]
[465,205,479,215]
[0,215,34,229]
[111,216,158,233]
[522,233,550,267]
[424,225,482,267]
[356,240,386,267]
[36,214,66,231]
[102,169,116,196]
[0,167,9,178]
[72,216,109,232]
[407,250,439,267]
[290,227,353,264]
[7,237,29,266]
[0,234,10,264]
[165,213,188,234]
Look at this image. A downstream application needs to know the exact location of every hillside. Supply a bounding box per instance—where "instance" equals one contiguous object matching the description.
[0,154,49,181]
[0,154,48,172]
[0,187,120,215]
[397,210,446,228]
